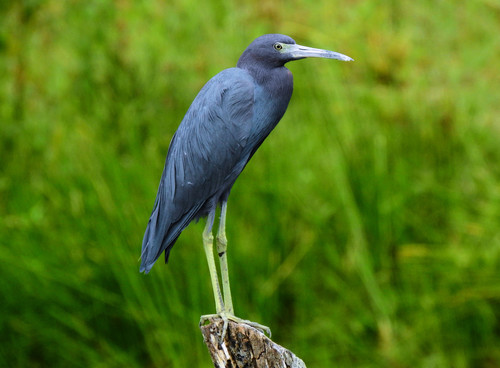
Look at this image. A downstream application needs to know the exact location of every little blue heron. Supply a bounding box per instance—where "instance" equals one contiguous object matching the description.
[140,34,352,335]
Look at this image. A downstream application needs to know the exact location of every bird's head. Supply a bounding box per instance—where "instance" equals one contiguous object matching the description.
[237,33,353,69]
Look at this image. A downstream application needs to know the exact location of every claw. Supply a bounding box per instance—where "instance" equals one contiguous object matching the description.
[221,314,229,341]
[200,313,272,341]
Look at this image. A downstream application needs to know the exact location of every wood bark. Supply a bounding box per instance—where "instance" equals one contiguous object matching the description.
[200,317,306,368]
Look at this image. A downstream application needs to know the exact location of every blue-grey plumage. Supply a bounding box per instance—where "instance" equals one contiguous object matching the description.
[140,34,352,274]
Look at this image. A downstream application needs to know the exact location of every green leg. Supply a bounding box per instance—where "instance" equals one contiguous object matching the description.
[216,201,234,314]
[200,203,272,338]
[202,211,224,313]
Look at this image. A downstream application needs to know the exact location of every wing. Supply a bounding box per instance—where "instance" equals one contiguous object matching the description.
[140,68,255,273]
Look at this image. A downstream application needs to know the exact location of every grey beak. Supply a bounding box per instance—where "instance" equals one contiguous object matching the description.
[289,44,353,62]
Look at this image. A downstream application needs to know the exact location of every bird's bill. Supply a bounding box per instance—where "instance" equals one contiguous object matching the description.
[288,44,353,62]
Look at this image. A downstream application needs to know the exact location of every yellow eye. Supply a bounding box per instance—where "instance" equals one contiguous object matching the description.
[273,43,283,51]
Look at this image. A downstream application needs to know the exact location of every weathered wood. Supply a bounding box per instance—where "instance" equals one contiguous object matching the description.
[200,317,307,368]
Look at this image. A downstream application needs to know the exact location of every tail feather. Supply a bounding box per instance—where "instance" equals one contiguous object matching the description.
[140,196,205,273]
[140,199,164,273]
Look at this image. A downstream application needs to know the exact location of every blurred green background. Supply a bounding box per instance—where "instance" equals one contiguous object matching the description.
[1,0,500,367]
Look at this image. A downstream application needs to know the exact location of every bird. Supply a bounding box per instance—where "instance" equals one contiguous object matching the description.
[140,33,352,335]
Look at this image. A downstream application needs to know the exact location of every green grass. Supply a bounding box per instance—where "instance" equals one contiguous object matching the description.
[1,0,500,367]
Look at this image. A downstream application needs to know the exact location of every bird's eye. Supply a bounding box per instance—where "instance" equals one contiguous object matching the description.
[273,43,283,51]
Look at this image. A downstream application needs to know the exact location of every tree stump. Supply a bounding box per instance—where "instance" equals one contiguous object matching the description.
[200,317,307,368]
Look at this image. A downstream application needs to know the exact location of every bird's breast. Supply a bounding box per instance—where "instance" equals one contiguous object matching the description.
[247,78,292,150]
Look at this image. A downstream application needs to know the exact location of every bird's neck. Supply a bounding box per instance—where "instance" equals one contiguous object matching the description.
[238,64,294,145]
[239,63,293,101]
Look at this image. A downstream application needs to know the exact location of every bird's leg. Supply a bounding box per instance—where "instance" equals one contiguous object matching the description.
[200,210,233,339]
[201,211,224,314]
[201,205,271,338]
[211,201,272,338]
[216,201,234,315]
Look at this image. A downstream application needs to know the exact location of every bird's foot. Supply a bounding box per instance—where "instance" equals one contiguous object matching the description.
[200,312,272,340]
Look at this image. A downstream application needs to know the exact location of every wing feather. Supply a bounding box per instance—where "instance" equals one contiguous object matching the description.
[140,68,255,272]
